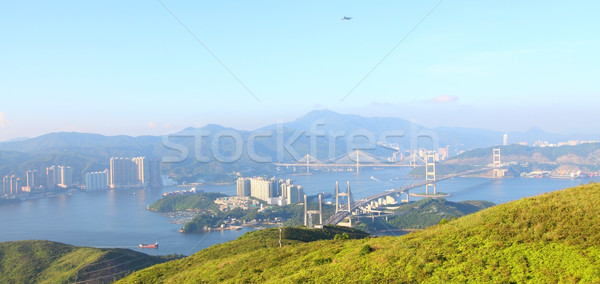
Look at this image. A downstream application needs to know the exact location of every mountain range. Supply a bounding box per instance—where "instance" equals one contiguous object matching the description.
[1,110,598,182]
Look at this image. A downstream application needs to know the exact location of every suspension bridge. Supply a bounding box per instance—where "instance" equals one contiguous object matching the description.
[276,149,426,174]
[304,148,508,227]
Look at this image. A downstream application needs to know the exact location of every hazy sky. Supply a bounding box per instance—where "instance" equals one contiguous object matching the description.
[1,1,599,141]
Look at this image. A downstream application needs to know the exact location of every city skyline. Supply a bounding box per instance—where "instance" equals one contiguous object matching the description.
[1,1,599,141]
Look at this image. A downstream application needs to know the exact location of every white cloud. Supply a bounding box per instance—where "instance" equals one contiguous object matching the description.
[425,95,458,104]
[147,121,157,129]
[0,112,6,127]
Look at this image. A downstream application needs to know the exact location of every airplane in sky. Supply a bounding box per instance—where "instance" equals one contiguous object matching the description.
[341,16,353,20]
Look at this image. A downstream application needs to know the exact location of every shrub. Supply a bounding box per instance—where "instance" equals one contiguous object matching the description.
[359,244,373,256]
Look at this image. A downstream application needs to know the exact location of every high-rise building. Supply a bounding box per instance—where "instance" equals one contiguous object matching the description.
[147,158,161,187]
[503,134,508,146]
[85,170,109,191]
[9,175,20,195]
[236,177,251,196]
[26,170,37,188]
[250,177,277,202]
[109,157,161,188]
[283,184,304,204]
[2,176,9,196]
[109,157,138,189]
[46,166,61,189]
[58,166,73,188]
[279,179,304,204]
[131,157,162,187]
[45,165,73,189]
[132,157,147,184]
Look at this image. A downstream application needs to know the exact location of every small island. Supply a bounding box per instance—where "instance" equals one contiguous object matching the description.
[409,192,451,198]
[147,191,335,233]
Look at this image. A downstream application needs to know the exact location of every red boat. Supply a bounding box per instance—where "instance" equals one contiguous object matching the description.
[139,242,158,248]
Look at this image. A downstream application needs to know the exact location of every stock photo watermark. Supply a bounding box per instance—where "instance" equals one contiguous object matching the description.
[161,120,439,164]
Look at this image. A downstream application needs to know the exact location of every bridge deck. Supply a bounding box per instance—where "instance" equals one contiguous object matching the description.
[323,167,495,225]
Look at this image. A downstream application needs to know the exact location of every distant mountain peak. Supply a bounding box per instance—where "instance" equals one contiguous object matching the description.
[525,126,551,134]
[295,109,344,120]
[175,124,235,135]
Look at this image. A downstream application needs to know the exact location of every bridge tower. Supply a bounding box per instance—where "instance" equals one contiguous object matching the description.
[401,190,410,203]
[355,149,360,174]
[492,148,503,178]
[335,181,352,214]
[305,154,310,174]
[304,194,323,228]
[407,151,416,167]
[425,152,437,194]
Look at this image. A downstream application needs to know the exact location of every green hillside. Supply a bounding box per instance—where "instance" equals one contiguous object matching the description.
[0,240,177,284]
[147,192,226,212]
[120,183,600,283]
[354,198,494,233]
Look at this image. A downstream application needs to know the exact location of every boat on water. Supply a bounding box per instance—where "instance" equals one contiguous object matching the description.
[139,242,158,248]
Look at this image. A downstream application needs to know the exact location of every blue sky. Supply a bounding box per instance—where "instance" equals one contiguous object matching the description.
[1,0,599,141]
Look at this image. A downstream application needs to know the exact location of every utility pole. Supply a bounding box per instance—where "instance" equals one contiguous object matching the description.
[278,225,282,248]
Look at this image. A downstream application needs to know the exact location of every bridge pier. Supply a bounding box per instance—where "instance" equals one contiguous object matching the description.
[425,152,437,195]
[493,148,505,178]
[338,216,352,227]
[304,194,323,228]
[355,149,360,175]
[402,190,410,203]
[335,181,352,214]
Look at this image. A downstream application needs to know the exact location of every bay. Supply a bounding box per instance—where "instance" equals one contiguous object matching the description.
[0,167,597,256]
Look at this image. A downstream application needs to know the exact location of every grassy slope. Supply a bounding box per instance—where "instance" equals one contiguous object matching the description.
[0,240,173,284]
[121,183,600,283]
[355,198,494,232]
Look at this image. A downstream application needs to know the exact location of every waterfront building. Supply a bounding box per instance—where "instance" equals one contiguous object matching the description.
[161,175,177,186]
[132,157,148,185]
[2,176,9,196]
[85,170,109,191]
[9,175,20,195]
[147,158,162,187]
[45,166,73,189]
[46,166,61,189]
[110,157,161,189]
[58,166,73,188]
[109,157,138,189]
[26,170,37,188]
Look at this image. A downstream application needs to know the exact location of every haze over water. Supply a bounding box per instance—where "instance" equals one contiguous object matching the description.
[1,168,596,256]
